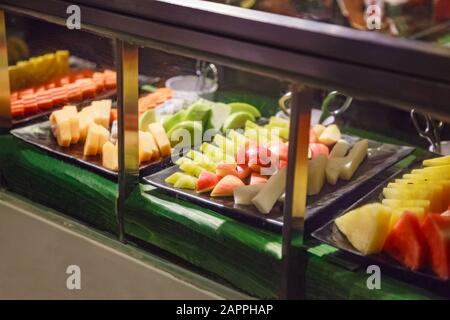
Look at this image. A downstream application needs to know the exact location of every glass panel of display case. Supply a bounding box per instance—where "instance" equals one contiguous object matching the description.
[206,0,450,47]
[3,13,122,233]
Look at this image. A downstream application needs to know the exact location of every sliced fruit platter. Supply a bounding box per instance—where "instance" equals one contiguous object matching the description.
[145,101,415,231]
[11,97,173,179]
[8,50,118,126]
[313,155,450,284]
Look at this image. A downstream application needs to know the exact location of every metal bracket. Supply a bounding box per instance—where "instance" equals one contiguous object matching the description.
[116,39,139,243]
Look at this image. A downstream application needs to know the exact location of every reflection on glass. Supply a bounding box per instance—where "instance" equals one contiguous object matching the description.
[207,0,450,46]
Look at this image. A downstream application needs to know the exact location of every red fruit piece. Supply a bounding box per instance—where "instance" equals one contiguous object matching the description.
[246,145,272,167]
[383,212,428,271]
[279,160,287,169]
[266,141,288,162]
[237,164,251,180]
[421,213,450,279]
[250,173,268,185]
[210,175,244,197]
[309,143,329,158]
[196,171,220,193]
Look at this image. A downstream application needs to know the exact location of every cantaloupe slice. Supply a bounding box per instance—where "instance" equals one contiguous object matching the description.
[102,141,118,171]
[335,203,391,255]
[50,109,72,147]
[84,123,100,156]
[62,105,80,144]
[148,122,171,157]
[139,131,154,163]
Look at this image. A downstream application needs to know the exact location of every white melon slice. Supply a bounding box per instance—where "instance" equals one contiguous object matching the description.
[326,157,346,186]
[339,139,368,180]
[308,154,328,196]
[234,183,265,205]
[329,139,350,158]
[252,167,287,214]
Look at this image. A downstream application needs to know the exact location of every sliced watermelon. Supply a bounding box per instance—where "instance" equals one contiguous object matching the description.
[383,212,428,271]
[421,213,450,279]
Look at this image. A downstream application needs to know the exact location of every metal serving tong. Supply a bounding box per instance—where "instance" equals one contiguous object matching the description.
[410,109,444,154]
[195,60,218,93]
[278,90,353,125]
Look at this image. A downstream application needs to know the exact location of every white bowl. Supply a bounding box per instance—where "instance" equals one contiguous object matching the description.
[165,75,218,101]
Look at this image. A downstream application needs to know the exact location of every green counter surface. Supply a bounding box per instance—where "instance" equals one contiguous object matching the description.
[0,133,442,299]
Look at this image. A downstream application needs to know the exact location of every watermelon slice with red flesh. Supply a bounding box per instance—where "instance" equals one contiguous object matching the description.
[383,212,428,271]
[421,213,450,279]
[196,171,220,193]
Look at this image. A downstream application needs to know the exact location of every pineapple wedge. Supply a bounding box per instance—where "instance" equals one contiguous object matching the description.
[382,199,431,213]
[335,203,391,255]
[423,156,450,167]
[388,207,425,231]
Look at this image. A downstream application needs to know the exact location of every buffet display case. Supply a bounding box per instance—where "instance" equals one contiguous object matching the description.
[0,0,449,299]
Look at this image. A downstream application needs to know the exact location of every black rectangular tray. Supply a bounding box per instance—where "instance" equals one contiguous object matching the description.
[312,151,450,289]
[144,136,414,232]
[11,120,173,181]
